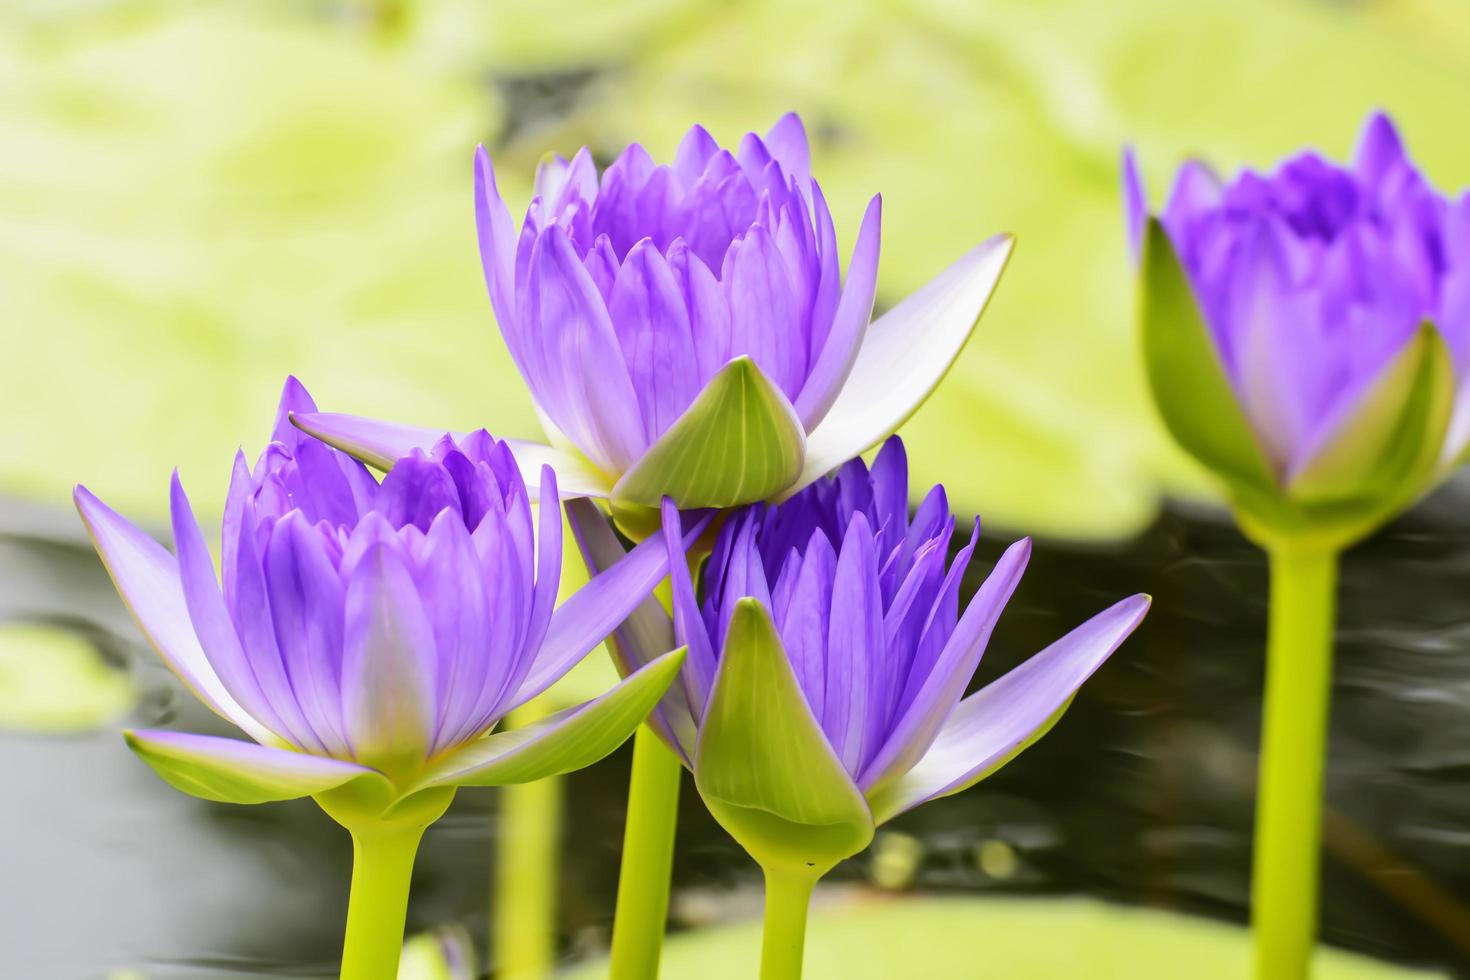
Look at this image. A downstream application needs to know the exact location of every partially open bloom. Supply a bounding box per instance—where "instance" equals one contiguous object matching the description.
[75,379,687,819]
[570,438,1149,873]
[292,115,1013,531]
[1126,112,1470,543]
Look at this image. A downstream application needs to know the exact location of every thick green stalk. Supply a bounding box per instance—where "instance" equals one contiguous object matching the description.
[1251,543,1339,980]
[340,824,426,980]
[759,867,818,980]
[494,699,564,979]
[608,724,683,979]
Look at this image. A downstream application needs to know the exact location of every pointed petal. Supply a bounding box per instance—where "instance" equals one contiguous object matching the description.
[764,112,811,189]
[414,649,685,790]
[566,498,696,762]
[74,486,274,744]
[790,235,1014,496]
[124,729,384,805]
[1121,147,1147,264]
[524,224,648,473]
[509,505,709,708]
[860,536,1031,792]
[660,498,717,710]
[794,194,882,430]
[475,145,520,342]
[289,412,612,498]
[867,594,1151,824]
[694,598,874,874]
[609,240,701,440]
[612,356,806,509]
[264,513,351,755]
[270,376,319,449]
[341,542,439,769]
[169,473,290,743]
[1356,111,1408,184]
[480,465,562,724]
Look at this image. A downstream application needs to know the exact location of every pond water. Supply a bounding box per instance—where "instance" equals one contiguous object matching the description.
[3,486,1469,978]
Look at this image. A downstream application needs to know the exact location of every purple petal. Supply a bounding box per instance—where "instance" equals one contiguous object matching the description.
[269,376,318,451]
[776,527,836,724]
[821,512,883,774]
[476,146,521,354]
[289,411,612,498]
[860,535,1031,792]
[868,594,1151,823]
[74,485,274,744]
[523,225,647,473]
[169,473,291,744]
[667,240,732,383]
[374,453,462,533]
[609,240,701,440]
[723,224,805,400]
[567,498,696,762]
[415,510,492,753]
[1122,146,1147,264]
[224,465,324,753]
[794,194,882,429]
[764,112,811,192]
[508,505,708,708]
[673,124,720,187]
[481,465,562,725]
[1355,111,1408,185]
[660,497,717,711]
[264,513,352,756]
[340,540,439,768]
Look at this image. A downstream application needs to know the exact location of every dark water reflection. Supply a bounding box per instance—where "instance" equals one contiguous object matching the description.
[3,485,1469,978]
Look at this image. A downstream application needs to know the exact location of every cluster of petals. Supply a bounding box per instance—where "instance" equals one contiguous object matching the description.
[1126,113,1470,481]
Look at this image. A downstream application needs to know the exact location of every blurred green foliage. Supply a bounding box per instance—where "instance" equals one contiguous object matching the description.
[6,0,1470,540]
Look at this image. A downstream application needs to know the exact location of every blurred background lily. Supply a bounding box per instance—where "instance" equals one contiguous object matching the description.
[1127,112,1467,545]
[1128,112,1470,980]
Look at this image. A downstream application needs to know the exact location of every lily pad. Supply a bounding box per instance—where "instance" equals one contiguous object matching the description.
[0,622,134,733]
[561,895,1444,979]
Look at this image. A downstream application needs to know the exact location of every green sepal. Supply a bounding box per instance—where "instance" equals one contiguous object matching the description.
[1139,218,1276,493]
[611,356,806,512]
[1232,323,1454,550]
[407,648,686,792]
[1287,321,1453,503]
[693,598,874,876]
[124,728,391,805]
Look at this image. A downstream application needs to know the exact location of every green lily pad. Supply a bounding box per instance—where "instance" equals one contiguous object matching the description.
[561,895,1444,979]
[0,623,134,733]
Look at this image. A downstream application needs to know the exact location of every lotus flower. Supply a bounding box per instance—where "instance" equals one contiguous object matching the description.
[569,437,1150,874]
[292,115,1013,533]
[1125,112,1470,543]
[74,379,690,821]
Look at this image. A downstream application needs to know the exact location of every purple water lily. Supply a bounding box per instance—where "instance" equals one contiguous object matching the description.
[291,114,1013,516]
[1125,112,1470,502]
[75,378,688,805]
[570,437,1149,853]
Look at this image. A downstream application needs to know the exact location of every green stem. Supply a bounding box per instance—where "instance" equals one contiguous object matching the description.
[1251,543,1339,980]
[494,700,564,980]
[759,867,817,980]
[608,724,683,979]
[340,824,426,980]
